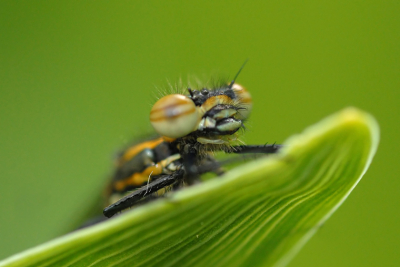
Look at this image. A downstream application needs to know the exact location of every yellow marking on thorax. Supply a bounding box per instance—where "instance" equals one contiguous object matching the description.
[120,137,165,164]
[114,154,181,192]
[114,164,162,191]
[162,136,176,143]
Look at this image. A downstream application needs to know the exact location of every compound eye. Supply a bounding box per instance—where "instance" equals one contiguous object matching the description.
[232,83,252,120]
[150,94,199,138]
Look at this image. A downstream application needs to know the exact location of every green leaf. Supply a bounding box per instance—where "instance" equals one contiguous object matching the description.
[0,107,379,267]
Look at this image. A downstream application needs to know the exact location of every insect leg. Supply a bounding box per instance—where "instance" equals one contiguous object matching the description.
[181,144,201,185]
[103,169,184,218]
[230,144,282,154]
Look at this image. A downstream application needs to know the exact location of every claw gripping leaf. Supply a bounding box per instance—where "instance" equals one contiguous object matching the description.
[0,108,379,267]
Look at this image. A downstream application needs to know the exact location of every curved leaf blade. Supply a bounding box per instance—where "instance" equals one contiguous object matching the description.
[0,107,379,267]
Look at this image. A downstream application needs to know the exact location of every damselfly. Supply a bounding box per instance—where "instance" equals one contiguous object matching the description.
[103,64,281,218]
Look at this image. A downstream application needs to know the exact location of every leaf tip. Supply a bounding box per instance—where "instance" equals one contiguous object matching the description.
[338,106,380,143]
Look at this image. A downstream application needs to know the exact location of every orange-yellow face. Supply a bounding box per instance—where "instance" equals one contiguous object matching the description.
[150,83,252,145]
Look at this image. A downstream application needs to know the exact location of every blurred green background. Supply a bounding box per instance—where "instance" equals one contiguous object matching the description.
[1,1,399,266]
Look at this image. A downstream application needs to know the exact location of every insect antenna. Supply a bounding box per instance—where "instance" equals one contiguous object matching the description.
[229,59,249,88]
